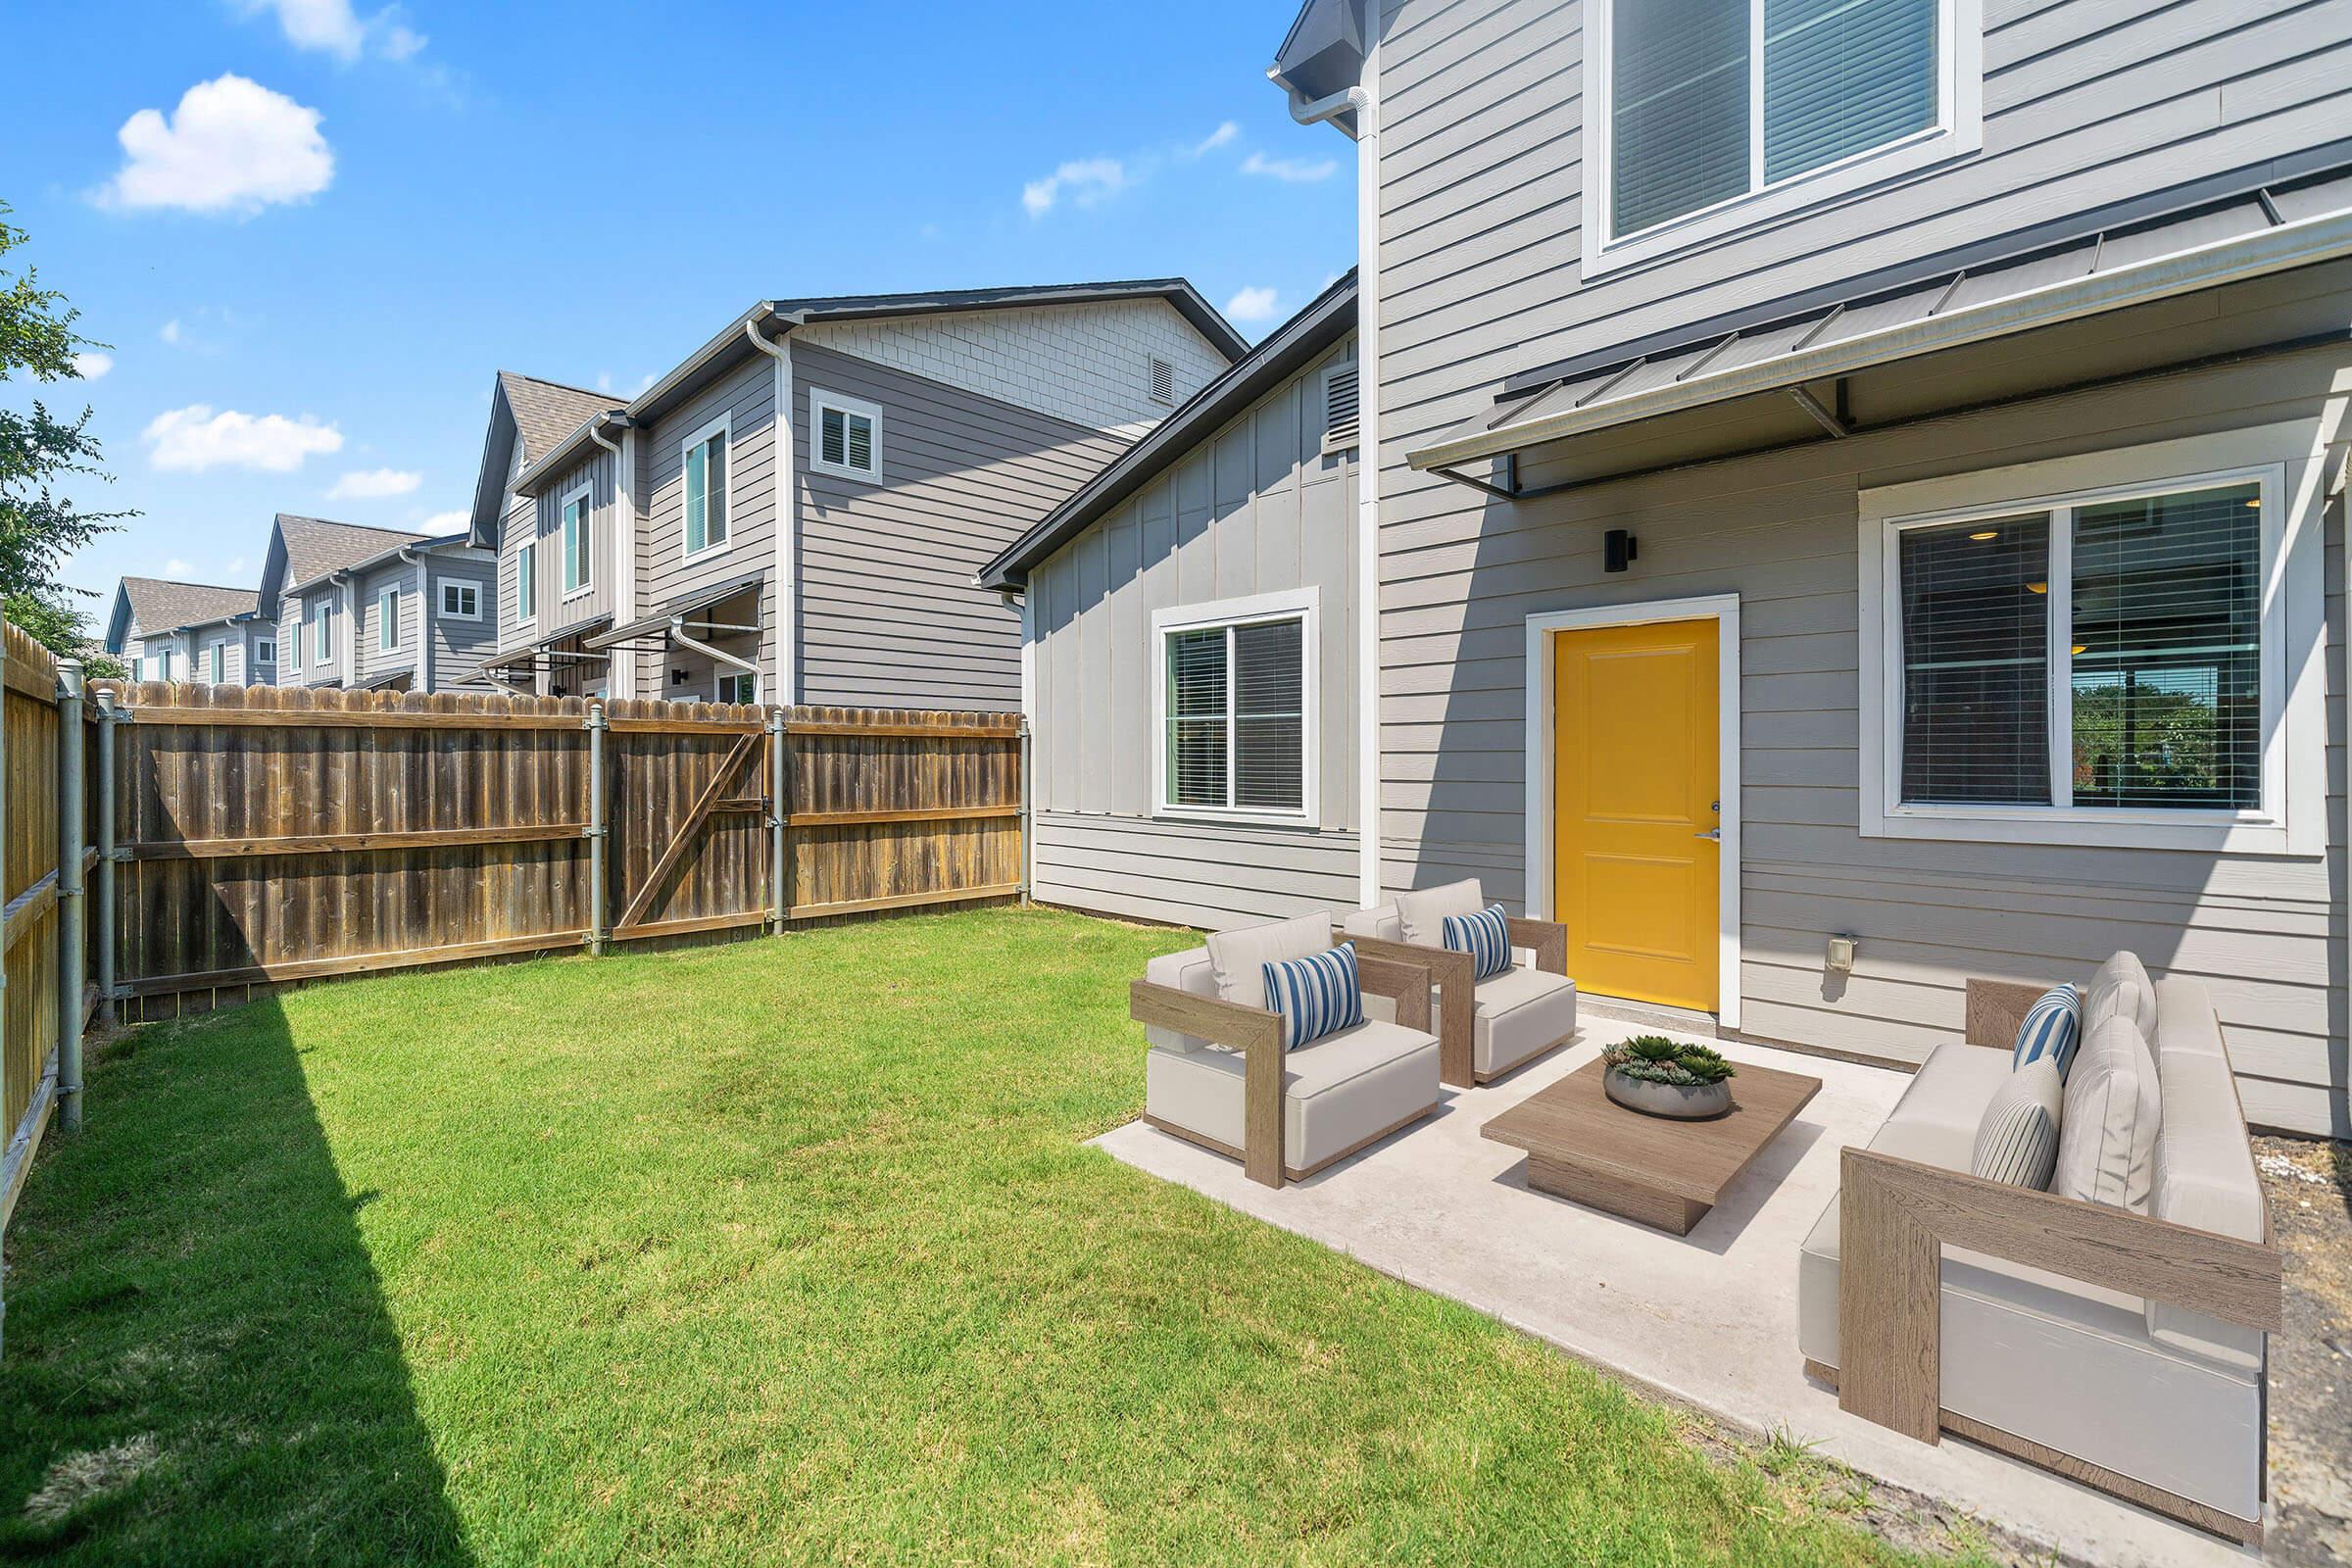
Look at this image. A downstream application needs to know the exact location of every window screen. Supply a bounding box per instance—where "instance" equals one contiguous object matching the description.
[686,433,728,553]
[1898,513,2049,805]
[2070,483,2261,810]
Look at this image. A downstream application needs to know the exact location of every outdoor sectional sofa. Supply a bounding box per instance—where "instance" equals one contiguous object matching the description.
[1798,954,2283,1544]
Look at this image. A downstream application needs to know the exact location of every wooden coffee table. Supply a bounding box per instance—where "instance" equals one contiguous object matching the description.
[1481,1057,1823,1235]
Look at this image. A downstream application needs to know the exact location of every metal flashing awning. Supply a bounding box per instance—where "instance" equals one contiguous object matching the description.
[1409,168,2352,498]
[479,612,614,674]
[585,571,765,651]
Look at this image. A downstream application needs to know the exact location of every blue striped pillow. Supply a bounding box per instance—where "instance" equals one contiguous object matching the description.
[1441,903,1513,981]
[2012,983,2083,1079]
[1261,942,1366,1052]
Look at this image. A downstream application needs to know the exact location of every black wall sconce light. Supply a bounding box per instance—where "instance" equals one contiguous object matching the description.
[1604,529,1639,573]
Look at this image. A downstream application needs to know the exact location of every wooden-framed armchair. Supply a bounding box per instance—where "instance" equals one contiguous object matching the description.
[1800,960,2283,1544]
[1341,879,1575,1088]
[1129,912,1439,1189]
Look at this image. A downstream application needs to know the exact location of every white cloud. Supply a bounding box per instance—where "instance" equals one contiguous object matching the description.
[72,351,114,379]
[1225,287,1280,323]
[237,1,426,64]
[165,559,194,576]
[1241,151,1340,183]
[327,466,421,499]
[420,511,467,534]
[224,557,251,575]
[159,319,181,344]
[142,405,342,473]
[95,74,333,217]
[1188,121,1240,158]
[1022,157,1127,218]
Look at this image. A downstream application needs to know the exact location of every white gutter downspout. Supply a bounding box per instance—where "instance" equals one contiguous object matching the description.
[334,570,358,689]
[397,546,431,693]
[671,618,760,690]
[1281,53,1381,908]
[746,315,799,708]
[586,417,628,699]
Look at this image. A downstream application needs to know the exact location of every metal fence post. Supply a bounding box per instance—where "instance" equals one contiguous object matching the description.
[55,662,84,1134]
[768,709,787,934]
[586,703,608,956]
[93,688,116,1028]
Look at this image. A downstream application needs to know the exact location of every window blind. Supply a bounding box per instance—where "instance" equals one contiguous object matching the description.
[1763,0,1938,183]
[1165,628,1228,808]
[821,407,873,473]
[1898,513,2049,805]
[1611,0,1751,238]
[1233,618,1305,810]
[2070,483,2261,810]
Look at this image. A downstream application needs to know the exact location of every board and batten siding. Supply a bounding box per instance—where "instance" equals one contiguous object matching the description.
[1028,335,1362,931]
[1370,0,2352,1136]
[353,558,423,686]
[515,447,621,641]
[631,355,780,698]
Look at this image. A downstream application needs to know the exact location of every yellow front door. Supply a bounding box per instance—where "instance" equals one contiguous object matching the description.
[1552,617,1721,1013]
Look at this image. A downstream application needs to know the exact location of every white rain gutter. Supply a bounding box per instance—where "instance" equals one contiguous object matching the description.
[396,546,431,691]
[745,316,800,708]
[1410,205,2352,472]
[1279,49,1382,907]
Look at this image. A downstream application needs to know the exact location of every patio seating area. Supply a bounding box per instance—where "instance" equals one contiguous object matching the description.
[1099,1008,2278,1568]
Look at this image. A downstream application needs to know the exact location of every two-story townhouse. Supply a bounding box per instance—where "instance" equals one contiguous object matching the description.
[467,281,1245,706]
[103,578,273,684]
[1274,0,2351,1148]
[259,514,499,691]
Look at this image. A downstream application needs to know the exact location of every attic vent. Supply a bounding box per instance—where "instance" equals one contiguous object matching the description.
[1150,355,1176,405]
[1322,364,1360,454]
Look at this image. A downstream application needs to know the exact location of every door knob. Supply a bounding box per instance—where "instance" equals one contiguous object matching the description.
[1693,829,1721,842]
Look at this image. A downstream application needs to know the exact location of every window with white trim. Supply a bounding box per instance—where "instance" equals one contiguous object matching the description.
[1862,443,2319,853]
[439,581,480,620]
[716,671,759,706]
[1153,592,1316,822]
[682,417,730,556]
[284,625,299,672]
[809,390,880,482]
[256,638,275,667]
[560,482,591,595]
[1589,0,1978,270]
[209,642,224,684]
[515,543,536,623]
[378,587,400,652]
[313,601,333,662]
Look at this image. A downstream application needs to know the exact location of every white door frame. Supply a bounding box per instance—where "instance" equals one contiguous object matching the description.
[1523,593,1743,1029]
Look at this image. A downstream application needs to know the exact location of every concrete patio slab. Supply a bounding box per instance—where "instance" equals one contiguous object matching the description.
[1095,1019,2256,1567]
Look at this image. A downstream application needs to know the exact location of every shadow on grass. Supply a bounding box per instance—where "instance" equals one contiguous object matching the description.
[0,997,469,1565]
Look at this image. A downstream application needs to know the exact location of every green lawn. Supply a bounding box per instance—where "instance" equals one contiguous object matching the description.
[0,907,1955,1565]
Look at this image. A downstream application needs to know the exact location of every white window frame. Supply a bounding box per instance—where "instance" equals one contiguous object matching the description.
[378,587,401,652]
[715,671,760,706]
[208,642,225,684]
[680,414,734,560]
[514,542,536,626]
[1150,587,1320,829]
[559,478,594,600]
[256,637,275,667]
[1581,0,1984,280]
[313,600,333,663]
[284,623,300,672]
[1858,424,2328,857]
[808,388,883,483]
[438,580,482,621]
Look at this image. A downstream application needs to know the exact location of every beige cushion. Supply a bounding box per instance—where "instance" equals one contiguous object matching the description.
[2147,985,2266,1364]
[1970,1058,2063,1189]
[2055,1015,2163,1212]
[1471,965,1578,1077]
[1871,1041,2018,1171]
[1394,879,1483,947]
[1143,947,1217,1053]
[2083,951,2160,1050]
[1145,1018,1441,1173]
[1206,912,1335,1012]
[1342,905,1403,943]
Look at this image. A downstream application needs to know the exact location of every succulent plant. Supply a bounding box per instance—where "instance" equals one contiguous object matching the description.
[1603,1035,1738,1087]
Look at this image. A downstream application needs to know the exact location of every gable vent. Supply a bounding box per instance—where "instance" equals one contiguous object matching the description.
[1322,364,1360,454]
[1150,355,1176,405]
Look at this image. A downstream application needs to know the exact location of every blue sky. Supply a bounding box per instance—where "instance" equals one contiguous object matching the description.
[2,0,1352,619]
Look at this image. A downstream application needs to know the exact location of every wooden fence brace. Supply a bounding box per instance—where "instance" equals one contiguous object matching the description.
[54,662,84,1134]
[585,703,608,956]
[93,687,116,1026]
[767,708,786,934]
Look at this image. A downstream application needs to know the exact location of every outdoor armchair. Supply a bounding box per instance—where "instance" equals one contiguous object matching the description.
[1343,879,1575,1088]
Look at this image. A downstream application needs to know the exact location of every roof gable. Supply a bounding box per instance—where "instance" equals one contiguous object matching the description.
[109,577,262,647]
[266,514,432,601]
[470,373,614,546]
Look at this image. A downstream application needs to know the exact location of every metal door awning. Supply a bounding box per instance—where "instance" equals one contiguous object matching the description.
[479,612,614,674]
[585,571,765,651]
[1407,167,2352,499]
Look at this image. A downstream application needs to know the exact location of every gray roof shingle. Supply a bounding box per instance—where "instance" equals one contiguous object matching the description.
[498,372,613,465]
[275,514,432,592]
[118,577,261,635]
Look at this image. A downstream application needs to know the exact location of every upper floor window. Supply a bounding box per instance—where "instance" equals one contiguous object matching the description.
[313,601,333,662]
[1588,0,1979,275]
[810,390,880,483]
[516,542,537,623]
[1859,427,2326,856]
[256,638,275,667]
[683,416,730,557]
[440,581,481,620]
[209,642,225,684]
[1152,589,1318,826]
[378,587,401,652]
[561,481,592,596]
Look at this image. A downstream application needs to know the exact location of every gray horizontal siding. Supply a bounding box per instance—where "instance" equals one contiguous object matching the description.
[794,341,1125,713]
[426,554,498,689]
[635,355,780,698]
[1034,813,1364,932]
[354,558,424,685]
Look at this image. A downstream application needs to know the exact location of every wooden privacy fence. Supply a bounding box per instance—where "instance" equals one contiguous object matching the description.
[96,684,1025,1020]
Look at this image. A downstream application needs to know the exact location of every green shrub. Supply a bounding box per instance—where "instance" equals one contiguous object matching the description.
[1603,1035,1737,1087]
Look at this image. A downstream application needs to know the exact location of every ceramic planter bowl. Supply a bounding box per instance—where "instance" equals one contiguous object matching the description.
[1603,1064,1734,1120]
